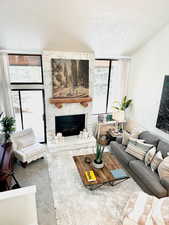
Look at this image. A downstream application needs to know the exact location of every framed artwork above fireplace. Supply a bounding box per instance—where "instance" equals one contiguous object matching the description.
[51,58,89,98]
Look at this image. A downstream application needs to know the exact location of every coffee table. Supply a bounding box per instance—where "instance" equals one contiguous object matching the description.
[73,152,129,190]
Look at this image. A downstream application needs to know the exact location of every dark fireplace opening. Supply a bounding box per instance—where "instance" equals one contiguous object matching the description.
[55,114,85,137]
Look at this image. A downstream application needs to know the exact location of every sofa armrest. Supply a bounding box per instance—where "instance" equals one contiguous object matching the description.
[110,141,125,156]
[116,136,123,144]
[160,177,169,195]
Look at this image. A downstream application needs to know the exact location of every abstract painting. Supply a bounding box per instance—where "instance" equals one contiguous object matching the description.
[156,75,169,133]
[51,59,89,98]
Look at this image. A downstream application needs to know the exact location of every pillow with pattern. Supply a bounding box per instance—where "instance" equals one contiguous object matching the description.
[122,131,139,146]
[144,147,156,166]
[126,138,153,160]
[150,151,163,172]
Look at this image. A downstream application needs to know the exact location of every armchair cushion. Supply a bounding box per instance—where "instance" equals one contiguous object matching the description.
[15,134,36,149]
[12,128,36,150]
[14,143,45,163]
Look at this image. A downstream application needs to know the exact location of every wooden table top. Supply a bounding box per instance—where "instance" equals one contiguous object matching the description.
[73,152,123,186]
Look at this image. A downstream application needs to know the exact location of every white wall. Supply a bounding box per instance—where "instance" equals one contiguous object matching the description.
[127,24,169,140]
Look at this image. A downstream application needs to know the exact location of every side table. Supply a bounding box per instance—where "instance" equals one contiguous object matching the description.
[106,129,122,143]
[95,121,116,140]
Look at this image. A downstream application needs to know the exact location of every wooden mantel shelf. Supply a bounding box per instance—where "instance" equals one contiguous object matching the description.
[49,97,92,109]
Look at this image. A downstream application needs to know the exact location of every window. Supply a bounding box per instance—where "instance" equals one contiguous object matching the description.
[9,54,46,143]
[107,60,121,113]
[93,60,109,114]
[9,54,43,84]
[93,59,119,114]
[11,90,46,143]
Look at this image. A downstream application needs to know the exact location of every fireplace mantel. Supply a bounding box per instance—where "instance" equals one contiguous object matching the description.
[49,97,92,109]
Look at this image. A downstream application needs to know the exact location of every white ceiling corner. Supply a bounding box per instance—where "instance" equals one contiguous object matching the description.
[0,0,169,57]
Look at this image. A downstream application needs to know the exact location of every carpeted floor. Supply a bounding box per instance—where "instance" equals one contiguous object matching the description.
[14,148,141,225]
[15,158,57,225]
[48,149,141,225]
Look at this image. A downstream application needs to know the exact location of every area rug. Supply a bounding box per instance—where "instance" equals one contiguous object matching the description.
[47,149,141,225]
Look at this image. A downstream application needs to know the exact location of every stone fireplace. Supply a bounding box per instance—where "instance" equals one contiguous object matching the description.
[42,51,94,143]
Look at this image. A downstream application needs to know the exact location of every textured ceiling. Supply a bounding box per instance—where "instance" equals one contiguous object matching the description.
[1,0,169,57]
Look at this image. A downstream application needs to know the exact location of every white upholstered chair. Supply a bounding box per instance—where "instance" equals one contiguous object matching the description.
[11,128,46,167]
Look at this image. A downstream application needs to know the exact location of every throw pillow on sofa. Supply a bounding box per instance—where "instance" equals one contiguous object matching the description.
[150,151,163,172]
[122,131,140,146]
[126,138,153,160]
[158,156,169,179]
[144,147,156,166]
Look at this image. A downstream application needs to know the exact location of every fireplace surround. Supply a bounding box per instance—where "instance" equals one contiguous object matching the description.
[43,51,94,142]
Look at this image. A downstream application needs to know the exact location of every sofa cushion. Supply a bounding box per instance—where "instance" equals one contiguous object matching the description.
[110,142,137,167]
[157,140,169,158]
[138,131,159,147]
[129,160,167,198]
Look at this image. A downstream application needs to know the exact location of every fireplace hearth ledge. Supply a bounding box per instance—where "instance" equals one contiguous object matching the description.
[47,135,96,153]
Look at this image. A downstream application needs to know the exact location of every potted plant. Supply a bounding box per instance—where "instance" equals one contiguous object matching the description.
[112,96,132,122]
[0,116,16,144]
[92,143,105,169]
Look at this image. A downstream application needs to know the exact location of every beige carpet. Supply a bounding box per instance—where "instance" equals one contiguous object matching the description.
[48,149,141,225]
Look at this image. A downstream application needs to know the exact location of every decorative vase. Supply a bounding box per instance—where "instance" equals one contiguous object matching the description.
[112,108,125,122]
[92,160,104,169]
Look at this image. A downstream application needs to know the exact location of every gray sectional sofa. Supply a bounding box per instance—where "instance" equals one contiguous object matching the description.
[110,131,169,198]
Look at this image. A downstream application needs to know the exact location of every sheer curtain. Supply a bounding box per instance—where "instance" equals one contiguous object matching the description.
[0,52,13,116]
[107,58,130,112]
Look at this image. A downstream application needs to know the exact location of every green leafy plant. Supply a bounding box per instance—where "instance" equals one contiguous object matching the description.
[0,116,16,143]
[112,96,132,111]
[94,143,105,164]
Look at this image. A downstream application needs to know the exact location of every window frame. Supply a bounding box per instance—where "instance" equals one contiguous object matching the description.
[11,88,47,144]
[9,53,44,85]
[93,58,118,115]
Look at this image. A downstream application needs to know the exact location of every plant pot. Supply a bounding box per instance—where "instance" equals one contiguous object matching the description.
[92,160,104,169]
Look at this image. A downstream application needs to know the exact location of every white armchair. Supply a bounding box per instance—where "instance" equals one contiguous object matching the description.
[11,128,46,167]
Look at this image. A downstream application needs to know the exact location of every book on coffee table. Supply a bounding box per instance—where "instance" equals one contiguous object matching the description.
[85,170,96,182]
[111,169,129,179]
